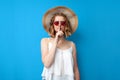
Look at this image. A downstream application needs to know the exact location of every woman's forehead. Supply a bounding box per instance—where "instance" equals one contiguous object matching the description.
[54,16,65,21]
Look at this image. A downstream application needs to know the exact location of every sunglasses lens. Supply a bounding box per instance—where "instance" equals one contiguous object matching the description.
[54,21,59,26]
[61,21,66,26]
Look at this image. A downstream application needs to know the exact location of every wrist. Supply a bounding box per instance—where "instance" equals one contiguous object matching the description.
[53,37,58,45]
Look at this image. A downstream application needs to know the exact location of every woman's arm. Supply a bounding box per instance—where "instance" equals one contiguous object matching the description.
[41,38,58,68]
[41,29,64,68]
[72,42,80,80]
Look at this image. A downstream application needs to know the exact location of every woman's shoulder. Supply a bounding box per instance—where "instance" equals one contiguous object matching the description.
[41,37,49,43]
[65,40,76,47]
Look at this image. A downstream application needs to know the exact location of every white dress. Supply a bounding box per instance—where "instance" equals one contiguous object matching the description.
[41,41,74,80]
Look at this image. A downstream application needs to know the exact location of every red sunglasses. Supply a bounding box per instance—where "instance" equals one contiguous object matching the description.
[53,21,66,26]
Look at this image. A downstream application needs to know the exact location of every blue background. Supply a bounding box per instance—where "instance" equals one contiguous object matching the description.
[0,0,120,80]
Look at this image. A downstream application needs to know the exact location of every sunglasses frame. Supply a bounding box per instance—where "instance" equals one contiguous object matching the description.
[53,21,66,26]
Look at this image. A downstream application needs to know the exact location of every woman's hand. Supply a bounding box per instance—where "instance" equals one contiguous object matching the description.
[55,28,64,44]
[56,30,64,38]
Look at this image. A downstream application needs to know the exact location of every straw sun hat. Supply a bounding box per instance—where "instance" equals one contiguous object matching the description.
[42,6,78,34]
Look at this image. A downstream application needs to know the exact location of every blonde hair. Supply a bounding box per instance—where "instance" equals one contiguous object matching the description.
[48,13,73,38]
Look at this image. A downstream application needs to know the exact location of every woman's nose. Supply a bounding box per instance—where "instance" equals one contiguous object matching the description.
[60,27,61,30]
[58,24,61,27]
[58,26,61,30]
[58,23,61,27]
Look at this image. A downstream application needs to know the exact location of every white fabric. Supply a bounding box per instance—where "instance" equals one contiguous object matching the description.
[52,75,74,80]
[41,41,74,80]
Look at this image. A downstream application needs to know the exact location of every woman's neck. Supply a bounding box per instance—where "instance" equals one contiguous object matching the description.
[57,36,66,44]
[51,36,65,44]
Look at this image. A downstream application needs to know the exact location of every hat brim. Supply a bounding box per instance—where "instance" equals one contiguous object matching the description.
[42,6,78,34]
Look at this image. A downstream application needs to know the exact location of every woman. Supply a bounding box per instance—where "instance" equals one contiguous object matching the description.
[41,6,80,80]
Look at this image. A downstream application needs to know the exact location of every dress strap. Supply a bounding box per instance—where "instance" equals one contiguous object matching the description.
[47,38,52,50]
[47,38,50,44]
